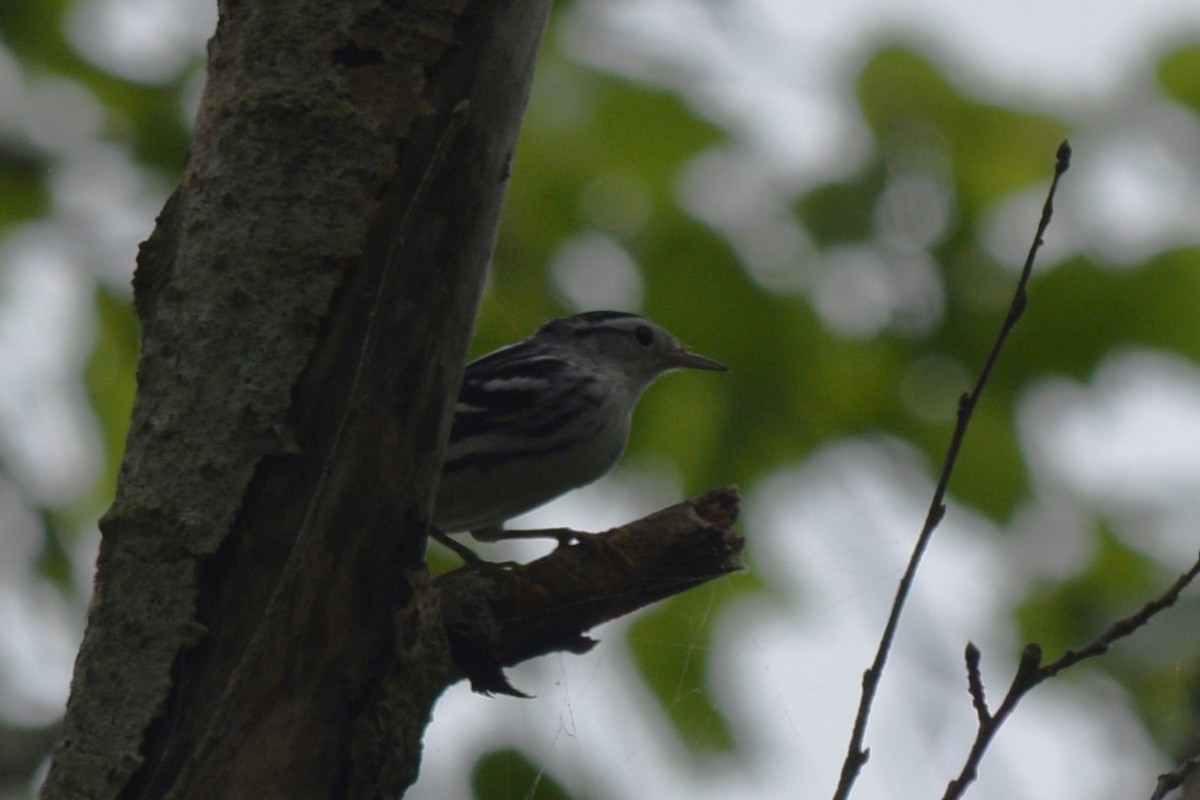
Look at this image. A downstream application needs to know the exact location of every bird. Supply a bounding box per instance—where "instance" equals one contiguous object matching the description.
[430,310,727,561]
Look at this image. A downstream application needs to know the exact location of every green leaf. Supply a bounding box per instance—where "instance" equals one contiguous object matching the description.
[1016,526,1159,659]
[1014,526,1200,751]
[797,164,886,248]
[0,0,74,68]
[857,45,1068,215]
[626,578,754,753]
[495,41,725,292]
[0,144,50,228]
[989,249,1200,384]
[35,505,74,589]
[0,0,195,175]
[472,749,576,800]
[1158,44,1200,112]
[85,284,138,504]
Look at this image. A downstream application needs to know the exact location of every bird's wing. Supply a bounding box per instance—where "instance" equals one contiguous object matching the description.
[444,343,597,472]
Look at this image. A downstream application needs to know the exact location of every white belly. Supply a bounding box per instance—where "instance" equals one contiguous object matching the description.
[434,413,629,533]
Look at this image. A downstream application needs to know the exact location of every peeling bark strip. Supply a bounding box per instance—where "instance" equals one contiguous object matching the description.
[43,2,553,799]
[438,486,745,697]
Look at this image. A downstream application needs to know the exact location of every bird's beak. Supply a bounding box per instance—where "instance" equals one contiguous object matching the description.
[668,347,729,372]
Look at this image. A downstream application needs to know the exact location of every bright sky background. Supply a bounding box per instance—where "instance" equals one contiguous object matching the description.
[4,0,1200,798]
[420,2,1200,798]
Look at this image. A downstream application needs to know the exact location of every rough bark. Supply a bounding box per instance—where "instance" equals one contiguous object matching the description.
[439,487,744,697]
[40,2,743,798]
[43,1,551,798]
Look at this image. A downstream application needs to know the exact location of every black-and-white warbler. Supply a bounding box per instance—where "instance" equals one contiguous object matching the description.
[431,311,727,559]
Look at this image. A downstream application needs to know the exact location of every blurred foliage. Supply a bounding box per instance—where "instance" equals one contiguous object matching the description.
[3,0,1200,796]
[25,284,138,592]
[1158,43,1200,112]
[484,25,1200,774]
[626,577,758,753]
[0,0,193,172]
[472,749,575,800]
[85,283,139,502]
[1016,529,1200,751]
[0,147,50,225]
[0,0,194,592]
[854,46,1068,214]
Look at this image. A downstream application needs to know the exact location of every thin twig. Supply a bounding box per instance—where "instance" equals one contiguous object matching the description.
[963,643,989,724]
[831,140,1072,800]
[1041,553,1200,677]
[943,551,1200,800]
[1151,754,1200,800]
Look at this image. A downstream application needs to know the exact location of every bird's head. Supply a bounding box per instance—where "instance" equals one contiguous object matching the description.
[536,311,727,393]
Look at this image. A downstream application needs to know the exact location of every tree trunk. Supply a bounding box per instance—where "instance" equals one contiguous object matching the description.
[40,2,742,798]
[42,2,551,796]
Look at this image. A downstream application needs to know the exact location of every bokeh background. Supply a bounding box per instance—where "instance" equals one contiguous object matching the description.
[4,0,1200,798]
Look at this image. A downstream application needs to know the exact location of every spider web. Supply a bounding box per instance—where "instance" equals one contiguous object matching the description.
[405,443,1161,800]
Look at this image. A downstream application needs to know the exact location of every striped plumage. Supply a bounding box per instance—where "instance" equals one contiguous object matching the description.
[434,311,727,541]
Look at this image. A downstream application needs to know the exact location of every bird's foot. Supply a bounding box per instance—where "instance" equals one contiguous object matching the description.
[470,526,578,545]
[429,527,519,568]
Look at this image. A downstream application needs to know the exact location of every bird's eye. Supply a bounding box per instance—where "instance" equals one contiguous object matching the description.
[633,324,655,348]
